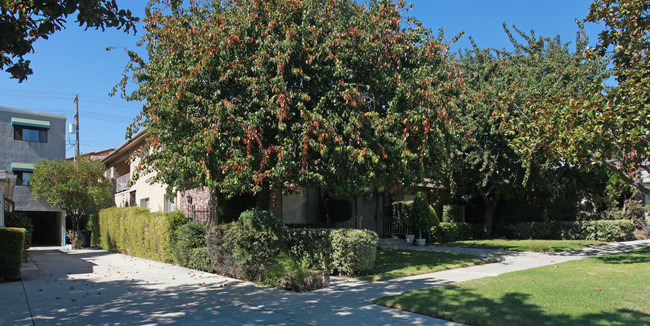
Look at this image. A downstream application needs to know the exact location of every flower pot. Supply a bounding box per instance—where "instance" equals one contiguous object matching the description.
[405,234,415,243]
[415,238,426,246]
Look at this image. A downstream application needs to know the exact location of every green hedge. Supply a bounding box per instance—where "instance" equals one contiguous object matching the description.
[442,205,464,223]
[205,223,244,279]
[98,207,186,262]
[287,227,378,276]
[431,222,474,243]
[0,227,25,280]
[494,220,635,242]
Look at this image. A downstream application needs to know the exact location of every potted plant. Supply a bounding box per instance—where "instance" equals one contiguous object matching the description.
[411,192,439,246]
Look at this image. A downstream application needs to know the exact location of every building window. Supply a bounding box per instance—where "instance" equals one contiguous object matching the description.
[14,125,48,143]
[140,197,150,209]
[164,198,175,213]
[15,171,32,186]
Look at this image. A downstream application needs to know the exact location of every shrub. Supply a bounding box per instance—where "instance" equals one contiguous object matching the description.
[98,207,184,262]
[5,212,33,249]
[442,205,464,223]
[330,229,378,276]
[286,228,332,272]
[0,227,25,280]
[205,223,244,279]
[262,253,319,292]
[187,247,213,272]
[431,222,474,243]
[411,192,439,239]
[223,209,287,281]
[87,212,101,247]
[327,198,353,223]
[171,220,206,267]
[494,220,635,242]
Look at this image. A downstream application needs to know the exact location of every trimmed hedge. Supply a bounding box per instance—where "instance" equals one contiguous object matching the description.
[494,220,635,242]
[0,227,25,280]
[431,222,474,243]
[442,205,464,223]
[187,247,213,272]
[287,227,378,276]
[330,229,378,276]
[98,207,186,262]
[5,212,33,249]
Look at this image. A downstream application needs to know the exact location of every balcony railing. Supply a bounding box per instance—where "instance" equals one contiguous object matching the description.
[115,173,131,193]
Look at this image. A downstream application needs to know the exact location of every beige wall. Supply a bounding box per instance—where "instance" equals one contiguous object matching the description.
[113,156,179,213]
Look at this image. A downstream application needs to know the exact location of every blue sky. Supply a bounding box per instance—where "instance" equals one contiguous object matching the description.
[0,0,601,158]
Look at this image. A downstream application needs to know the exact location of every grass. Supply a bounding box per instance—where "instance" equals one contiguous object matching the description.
[374,247,650,326]
[357,249,500,282]
[438,239,609,252]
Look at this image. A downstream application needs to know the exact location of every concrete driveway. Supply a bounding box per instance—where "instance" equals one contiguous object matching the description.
[2,240,649,325]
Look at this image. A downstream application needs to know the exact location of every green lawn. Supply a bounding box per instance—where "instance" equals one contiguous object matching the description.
[374,247,650,326]
[357,249,500,282]
[438,239,609,252]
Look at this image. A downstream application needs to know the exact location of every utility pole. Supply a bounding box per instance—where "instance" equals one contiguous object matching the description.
[73,94,80,164]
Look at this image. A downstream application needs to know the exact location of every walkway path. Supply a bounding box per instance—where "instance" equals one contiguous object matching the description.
[1,239,648,325]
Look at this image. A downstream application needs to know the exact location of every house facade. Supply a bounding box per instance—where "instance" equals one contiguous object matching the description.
[0,106,67,245]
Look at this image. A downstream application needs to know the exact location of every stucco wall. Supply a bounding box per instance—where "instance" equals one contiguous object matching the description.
[112,156,179,212]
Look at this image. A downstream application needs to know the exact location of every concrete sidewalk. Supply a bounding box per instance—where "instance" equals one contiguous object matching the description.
[1,239,649,325]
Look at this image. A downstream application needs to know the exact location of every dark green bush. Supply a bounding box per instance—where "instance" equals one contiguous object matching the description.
[0,227,25,280]
[431,222,474,243]
[330,229,378,276]
[172,220,206,267]
[442,205,464,223]
[205,223,244,279]
[411,192,439,238]
[494,220,634,242]
[98,207,184,262]
[327,198,353,223]
[5,212,33,249]
[286,228,332,271]
[87,212,100,247]
[224,209,287,281]
[263,253,319,292]
[187,247,213,272]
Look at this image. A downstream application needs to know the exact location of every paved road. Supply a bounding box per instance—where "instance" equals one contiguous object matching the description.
[1,239,648,325]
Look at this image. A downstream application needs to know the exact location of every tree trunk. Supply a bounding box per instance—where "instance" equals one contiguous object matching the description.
[477,187,499,237]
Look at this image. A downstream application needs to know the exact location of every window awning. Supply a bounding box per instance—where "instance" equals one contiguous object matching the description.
[11,117,51,128]
[11,162,35,172]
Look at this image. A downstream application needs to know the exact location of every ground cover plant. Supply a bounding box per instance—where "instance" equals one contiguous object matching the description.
[357,249,499,282]
[375,247,650,326]
[438,239,608,252]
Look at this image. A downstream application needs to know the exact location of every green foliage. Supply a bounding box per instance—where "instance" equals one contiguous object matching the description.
[66,230,84,249]
[30,158,113,235]
[205,223,244,279]
[171,220,206,267]
[5,212,33,249]
[330,229,378,276]
[118,0,463,200]
[1,1,138,82]
[326,198,354,223]
[286,228,332,272]
[187,247,213,273]
[495,220,635,242]
[392,201,413,232]
[432,222,474,243]
[87,213,101,247]
[223,209,287,281]
[262,253,319,292]
[98,207,181,262]
[0,227,25,280]
[411,192,439,238]
[442,205,464,223]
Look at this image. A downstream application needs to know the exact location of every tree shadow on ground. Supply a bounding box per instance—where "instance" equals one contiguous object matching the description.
[592,246,650,264]
[376,285,649,326]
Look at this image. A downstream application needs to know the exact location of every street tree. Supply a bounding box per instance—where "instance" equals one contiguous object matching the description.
[505,0,650,196]
[1,0,138,82]
[454,24,608,235]
[117,0,464,202]
[30,158,113,243]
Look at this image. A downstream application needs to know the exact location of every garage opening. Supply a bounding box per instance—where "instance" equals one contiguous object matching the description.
[22,211,61,246]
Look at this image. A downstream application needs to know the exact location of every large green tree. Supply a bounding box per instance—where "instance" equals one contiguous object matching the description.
[453,24,608,235]
[505,0,650,196]
[1,0,138,81]
[30,158,112,237]
[118,0,464,201]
